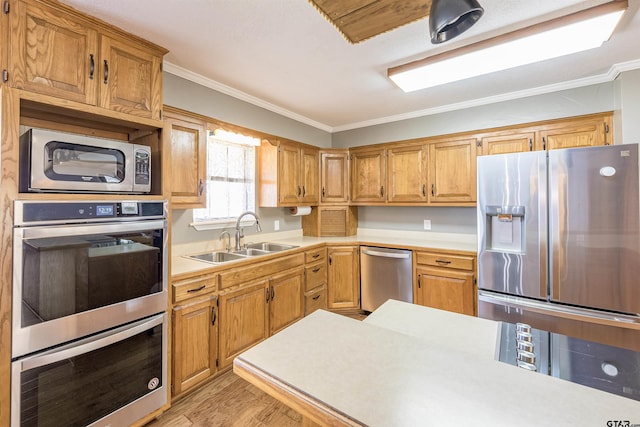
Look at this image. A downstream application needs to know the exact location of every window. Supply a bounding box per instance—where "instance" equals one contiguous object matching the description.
[193,135,256,225]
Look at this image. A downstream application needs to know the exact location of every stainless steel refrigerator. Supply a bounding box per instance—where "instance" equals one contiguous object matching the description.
[477,144,640,351]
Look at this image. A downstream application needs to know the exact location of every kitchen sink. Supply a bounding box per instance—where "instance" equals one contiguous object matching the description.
[188,251,247,263]
[245,242,299,252]
[233,248,271,256]
[186,242,298,264]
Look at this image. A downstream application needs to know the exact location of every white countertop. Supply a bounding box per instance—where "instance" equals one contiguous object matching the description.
[234,302,640,427]
[172,229,477,277]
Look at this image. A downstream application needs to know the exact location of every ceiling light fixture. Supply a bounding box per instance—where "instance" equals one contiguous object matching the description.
[429,0,484,44]
[389,0,628,93]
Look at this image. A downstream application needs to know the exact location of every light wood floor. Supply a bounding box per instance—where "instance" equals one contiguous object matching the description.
[148,369,303,427]
[149,312,367,427]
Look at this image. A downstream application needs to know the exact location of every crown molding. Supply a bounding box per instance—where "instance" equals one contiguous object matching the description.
[163,62,333,133]
[165,59,640,134]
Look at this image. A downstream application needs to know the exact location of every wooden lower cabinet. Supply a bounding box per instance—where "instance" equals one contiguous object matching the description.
[414,251,476,316]
[327,246,360,310]
[218,280,269,369]
[269,267,305,335]
[172,295,218,396]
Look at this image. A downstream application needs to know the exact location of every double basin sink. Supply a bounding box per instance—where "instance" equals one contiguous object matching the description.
[187,242,299,264]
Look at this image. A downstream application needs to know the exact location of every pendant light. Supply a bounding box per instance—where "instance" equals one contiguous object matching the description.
[429,0,484,44]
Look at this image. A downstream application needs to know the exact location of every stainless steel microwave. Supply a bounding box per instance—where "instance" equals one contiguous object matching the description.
[19,128,151,194]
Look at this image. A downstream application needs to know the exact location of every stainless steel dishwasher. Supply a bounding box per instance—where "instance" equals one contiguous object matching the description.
[360,246,413,312]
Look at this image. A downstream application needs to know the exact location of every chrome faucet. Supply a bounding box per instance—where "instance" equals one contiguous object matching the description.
[235,211,262,251]
[219,230,231,252]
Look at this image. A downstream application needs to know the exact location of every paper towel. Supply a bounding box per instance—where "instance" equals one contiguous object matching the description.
[288,206,312,216]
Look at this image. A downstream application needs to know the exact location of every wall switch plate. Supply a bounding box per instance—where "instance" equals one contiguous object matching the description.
[274,220,280,231]
[423,219,431,230]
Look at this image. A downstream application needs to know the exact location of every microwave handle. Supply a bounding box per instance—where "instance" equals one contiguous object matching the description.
[19,314,164,371]
[18,219,166,240]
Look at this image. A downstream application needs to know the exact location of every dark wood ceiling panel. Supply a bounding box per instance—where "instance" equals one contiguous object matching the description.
[309,0,431,43]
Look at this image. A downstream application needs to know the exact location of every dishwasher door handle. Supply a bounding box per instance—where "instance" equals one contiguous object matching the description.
[361,249,411,259]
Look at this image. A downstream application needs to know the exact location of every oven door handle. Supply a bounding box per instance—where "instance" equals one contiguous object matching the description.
[18,313,164,371]
[18,219,166,239]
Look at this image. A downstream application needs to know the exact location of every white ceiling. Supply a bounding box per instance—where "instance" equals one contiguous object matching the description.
[61,0,640,132]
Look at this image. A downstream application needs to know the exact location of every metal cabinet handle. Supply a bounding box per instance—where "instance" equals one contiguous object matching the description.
[435,259,451,265]
[312,267,321,273]
[297,186,302,197]
[187,285,205,293]
[312,254,320,259]
[199,179,204,195]
[418,274,421,288]
[211,306,217,326]
[89,54,95,80]
[302,185,306,196]
[271,286,275,300]
[266,287,270,303]
[322,187,325,198]
[422,184,426,197]
[380,186,384,197]
[312,295,320,300]
[431,184,435,197]
[103,59,109,84]
[543,137,547,150]
[529,138,533,151]
[329,255,332,265]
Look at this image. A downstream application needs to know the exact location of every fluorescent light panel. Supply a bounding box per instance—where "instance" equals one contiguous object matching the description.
[388,1,627,92]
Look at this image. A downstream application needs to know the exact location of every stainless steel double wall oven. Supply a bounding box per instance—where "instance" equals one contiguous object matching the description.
[11,200,168,427]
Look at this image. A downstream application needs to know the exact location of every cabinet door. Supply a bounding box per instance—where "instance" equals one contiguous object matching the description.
[300,146,319,204]
[320,151,349,203]
[540,117,610,150]
[429,138,476,203]
[387,144,427,203]
[278,142,302,205]
[480,132,535,155]
[218,281,269,369]
[9,0,98,104]
[350,148,386,203]
[415,266,475,316]
[172,296,218,396]
[269,268,304,335]
[99,35,163,120]
[164,110,206,209]
[327,246,360,310]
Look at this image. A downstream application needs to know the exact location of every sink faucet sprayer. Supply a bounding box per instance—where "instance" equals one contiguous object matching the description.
[235,211,262,251]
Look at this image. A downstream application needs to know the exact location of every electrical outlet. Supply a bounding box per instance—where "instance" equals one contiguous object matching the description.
[423,219,431,230]
[274,220,280,231]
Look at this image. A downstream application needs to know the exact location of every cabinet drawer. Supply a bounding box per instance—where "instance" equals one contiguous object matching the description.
[305,262,327,291]
[305,247,326,263]
[415,252,474,271]
[305,286,327,315]
[173,273,217,303]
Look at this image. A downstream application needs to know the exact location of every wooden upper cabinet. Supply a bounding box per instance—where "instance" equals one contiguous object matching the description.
[479,131,535,156]
[387,144,427,203]
[300,146,320,204]
[164,108,207,209]
[350,147,386,203]
[6,0,166,119]
[98,35,163,120]
[428,137,477,204]
[539,114,612,150]
[9,0,98,104]
[320,150,349,204]
[259,140,320,207]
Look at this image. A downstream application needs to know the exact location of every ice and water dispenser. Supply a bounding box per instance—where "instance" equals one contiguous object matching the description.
[483,205,526,253]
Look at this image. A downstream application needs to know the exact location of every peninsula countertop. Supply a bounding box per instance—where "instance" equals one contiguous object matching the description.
[233,301,640,427]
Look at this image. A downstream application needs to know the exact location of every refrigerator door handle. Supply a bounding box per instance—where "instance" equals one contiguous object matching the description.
[478,291,640,326]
